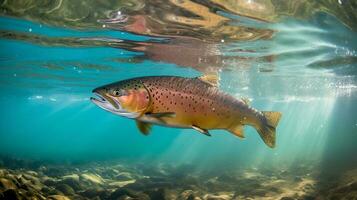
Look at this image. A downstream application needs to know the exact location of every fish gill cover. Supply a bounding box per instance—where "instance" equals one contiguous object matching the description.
[0,0,356,199]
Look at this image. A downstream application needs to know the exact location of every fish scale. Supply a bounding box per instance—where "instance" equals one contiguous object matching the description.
[142,77,229,126]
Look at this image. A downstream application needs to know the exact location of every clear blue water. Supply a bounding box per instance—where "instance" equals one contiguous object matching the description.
[0,0,356,184]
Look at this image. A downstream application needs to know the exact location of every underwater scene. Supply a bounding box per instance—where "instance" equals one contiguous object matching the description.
[0,0,357,199]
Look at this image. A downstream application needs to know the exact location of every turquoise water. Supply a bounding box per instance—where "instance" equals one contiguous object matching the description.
[0,1,357,199]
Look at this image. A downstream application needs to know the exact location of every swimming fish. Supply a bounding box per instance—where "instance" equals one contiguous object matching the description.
[90,75,282,148]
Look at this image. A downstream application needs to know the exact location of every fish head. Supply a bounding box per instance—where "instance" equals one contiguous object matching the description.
[91,80,150,118]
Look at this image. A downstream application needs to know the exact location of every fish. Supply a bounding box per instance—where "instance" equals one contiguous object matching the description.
[90,75,282,148]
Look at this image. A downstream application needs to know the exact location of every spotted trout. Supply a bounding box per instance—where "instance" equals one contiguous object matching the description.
[90,75,282,148]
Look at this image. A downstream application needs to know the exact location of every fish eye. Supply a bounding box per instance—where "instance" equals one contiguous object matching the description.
[112,89,121,96]
[112,89,127,97]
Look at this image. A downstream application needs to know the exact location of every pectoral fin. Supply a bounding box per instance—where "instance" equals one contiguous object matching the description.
[136,120,152,135]
[146,112,176,118]
[145,112,176,124]
[192,125,211,136]
[228,125,245,139]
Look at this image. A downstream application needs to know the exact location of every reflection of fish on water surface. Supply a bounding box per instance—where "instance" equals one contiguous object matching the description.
[98,0,276,73]
[91,75,282,148]
[105,0,275,41]
[107,16,275,73]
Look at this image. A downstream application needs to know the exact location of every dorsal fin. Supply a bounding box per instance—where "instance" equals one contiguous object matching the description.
[242,97,251,105]
[197,74,220,87]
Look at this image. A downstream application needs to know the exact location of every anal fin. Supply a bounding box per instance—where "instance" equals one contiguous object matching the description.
[192,125,211,136]
[228,125,245,139]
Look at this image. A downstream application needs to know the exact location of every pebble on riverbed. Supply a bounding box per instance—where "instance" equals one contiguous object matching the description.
[0,159,356,200]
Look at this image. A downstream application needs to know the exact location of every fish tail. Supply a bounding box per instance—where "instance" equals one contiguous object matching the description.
[256,111,282,148]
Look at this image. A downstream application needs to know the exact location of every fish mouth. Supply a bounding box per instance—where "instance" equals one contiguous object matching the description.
[90,92,106,103]
[90,92,120,112]
[90,91,140,118]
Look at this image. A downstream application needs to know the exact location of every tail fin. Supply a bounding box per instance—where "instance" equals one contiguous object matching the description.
[257,111,282,148]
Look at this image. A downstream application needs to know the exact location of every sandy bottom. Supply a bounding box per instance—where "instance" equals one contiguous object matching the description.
[1,158,356,200]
